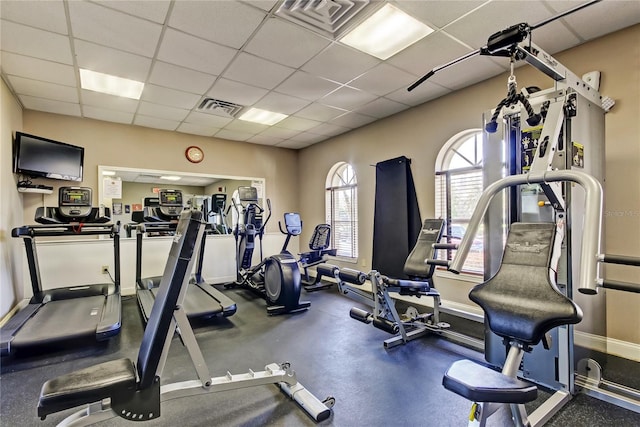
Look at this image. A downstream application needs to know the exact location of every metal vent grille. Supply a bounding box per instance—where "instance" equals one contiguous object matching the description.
[276,0,371,38]
[197,98,244,118]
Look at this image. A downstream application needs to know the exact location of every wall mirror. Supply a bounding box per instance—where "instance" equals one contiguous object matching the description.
[98,165,265,237]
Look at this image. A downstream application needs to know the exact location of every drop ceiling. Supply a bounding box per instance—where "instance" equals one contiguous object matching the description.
[1,0,638,150]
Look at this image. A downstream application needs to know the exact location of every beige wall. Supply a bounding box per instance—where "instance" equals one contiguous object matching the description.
[21,112,300,233]
[1,79,25,317]
[298,25,640,344]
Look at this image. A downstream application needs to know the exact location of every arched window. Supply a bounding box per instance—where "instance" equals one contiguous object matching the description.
[435,129,484,273]
[325,162,358,259]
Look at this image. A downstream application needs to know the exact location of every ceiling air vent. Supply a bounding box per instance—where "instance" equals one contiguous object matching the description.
[197,97,244,118]
[276,0,371,38]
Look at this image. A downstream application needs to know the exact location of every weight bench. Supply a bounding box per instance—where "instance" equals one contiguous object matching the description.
[442,222,582,425]
[300,223,337,291]
[37,210,334,425]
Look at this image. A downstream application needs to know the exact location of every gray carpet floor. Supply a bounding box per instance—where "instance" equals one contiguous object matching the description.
[1,283,639,426]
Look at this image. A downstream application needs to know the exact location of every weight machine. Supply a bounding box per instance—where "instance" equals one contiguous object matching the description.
[407,0,640,422]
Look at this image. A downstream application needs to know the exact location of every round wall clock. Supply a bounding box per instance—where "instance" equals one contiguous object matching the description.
[185,146,204,163]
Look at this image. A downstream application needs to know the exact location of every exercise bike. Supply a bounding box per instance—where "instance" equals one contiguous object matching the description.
[225,186,310,315]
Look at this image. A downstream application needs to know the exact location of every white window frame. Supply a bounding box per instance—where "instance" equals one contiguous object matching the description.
[325,162,358,261]
[435,129,484,276]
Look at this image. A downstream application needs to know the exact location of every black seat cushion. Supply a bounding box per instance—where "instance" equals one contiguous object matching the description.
[470,223,582,345]
[403,219,444,279]
[38,358,136,419]
[443,360,538,404]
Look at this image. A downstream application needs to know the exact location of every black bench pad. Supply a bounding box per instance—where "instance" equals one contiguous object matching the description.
[443,360,537,404]
[38,358,136,419]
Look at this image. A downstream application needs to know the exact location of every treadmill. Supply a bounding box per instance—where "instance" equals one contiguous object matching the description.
[1,187,121,356]
[135,189,236,322]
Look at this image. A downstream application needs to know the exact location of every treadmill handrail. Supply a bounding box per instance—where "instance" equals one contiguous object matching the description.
[12,222,119,238]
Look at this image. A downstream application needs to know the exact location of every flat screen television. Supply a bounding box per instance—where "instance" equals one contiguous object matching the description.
[13,132,84,182]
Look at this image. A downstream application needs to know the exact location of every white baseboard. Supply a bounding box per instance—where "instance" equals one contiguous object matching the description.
[575,331,640,362]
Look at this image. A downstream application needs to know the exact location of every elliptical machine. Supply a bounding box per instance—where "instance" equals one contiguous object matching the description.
[226,186,309,315]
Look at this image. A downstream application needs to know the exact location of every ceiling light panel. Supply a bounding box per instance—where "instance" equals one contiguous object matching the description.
[80,69,144,99]
[341,3,434,60]
[239,108,288,126]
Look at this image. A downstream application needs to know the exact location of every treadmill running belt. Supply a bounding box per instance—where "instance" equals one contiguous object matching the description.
[11,296,105,348]
[150,285,223,318]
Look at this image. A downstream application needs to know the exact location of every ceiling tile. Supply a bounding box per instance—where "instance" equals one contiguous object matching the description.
[259,126,301,139]
[224,119,270,134]
[68,1,163,57]
[7,75,78,103]
[391,0,486,29]
[207,78,268,106]
[557,0,640,41]
[306,122,350,137]
[184,111,233,128]
[83,105,134,125]
[319,85,378,110]
[0,21,73,64]
[1,0,68,34]
[176,122,219,137]
[247,134,284,145]
[19,95,81,117]
[386,79,450,106]
[141,84,201,109]
[169,1,266,49]
[274,116,322,132]
[74,40,152,81]
[241,1,279,12]
[528,20,581,54]
[295,103,347,121]
[149,61,217,95]
[330,112,376,129]
[134,115,180,131]
[1,52,76,86]
[253,92,310,115]
[349,63,418,96]
[137,101,190,121]
[223,53,295,90]
[388,31,471,76]
[81,89,140,113]
[244,18,331,68]
[92,0,171,24]
[275,71,340,101]
[157,29,237,75]
[277,138,318,149]
[354,97,409,119]
[286,132,326,144]
[302,43,380,84]
[215,129,254,141]
[429,55,505,91]
[444,1,555,49]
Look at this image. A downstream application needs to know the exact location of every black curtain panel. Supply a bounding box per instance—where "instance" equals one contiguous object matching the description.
[372,156,422,279]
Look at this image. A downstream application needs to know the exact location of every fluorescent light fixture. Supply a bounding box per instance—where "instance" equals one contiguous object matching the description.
[160,175,181,181]
[341,3,434,60]
[239,107,288,126]
[102,170,116,176]
[79,68,144,100]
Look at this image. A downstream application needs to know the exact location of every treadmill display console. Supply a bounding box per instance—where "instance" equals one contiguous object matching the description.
[59,187,92,206]
[159,190,183,207]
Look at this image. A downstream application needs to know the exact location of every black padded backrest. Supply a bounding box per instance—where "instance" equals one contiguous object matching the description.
[470,222,582,345]
[403,219,444,279]
[309,224,331,251]
[136,210,204,389]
